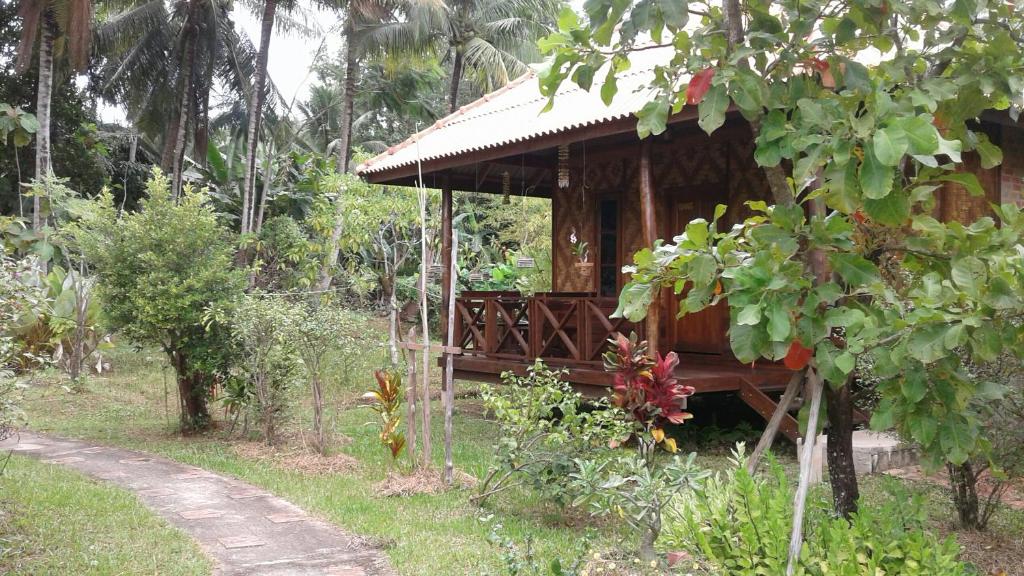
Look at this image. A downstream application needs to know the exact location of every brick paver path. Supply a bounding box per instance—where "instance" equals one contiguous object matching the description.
[1,432,393,576]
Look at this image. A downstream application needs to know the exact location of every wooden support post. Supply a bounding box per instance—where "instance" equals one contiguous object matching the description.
[441,179,454,350]
[638,139,660,352]
[787,368,824,576]
[405,327,418,466]
[443,230,459,485]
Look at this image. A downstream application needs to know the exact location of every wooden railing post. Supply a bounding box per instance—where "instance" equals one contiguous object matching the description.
[484,297,497,354]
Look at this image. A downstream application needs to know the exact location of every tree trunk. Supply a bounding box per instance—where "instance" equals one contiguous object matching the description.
[312,373,325,454]
[825,383,859,518]
[241,0,277,235]
[948,460,980,529]
[448,48,464,114]
[33,14,55,231]
[172,350,210,431]
[316,20,358,291]
[170,8,198,199]
[254,146,273,233]
[193,51,215,170]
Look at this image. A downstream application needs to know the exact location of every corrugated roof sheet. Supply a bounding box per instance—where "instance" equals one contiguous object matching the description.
[356,46,677,177]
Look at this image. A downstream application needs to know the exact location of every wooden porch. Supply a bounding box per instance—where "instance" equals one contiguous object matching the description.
[452,290,802,442]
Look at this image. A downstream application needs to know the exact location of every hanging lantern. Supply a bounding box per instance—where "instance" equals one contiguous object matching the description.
[516,256,535,269]
[558,144,570,189]
[502,171,511,204]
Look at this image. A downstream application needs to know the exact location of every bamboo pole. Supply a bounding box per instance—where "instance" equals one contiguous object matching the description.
[747,370,804,475]
[405,326,418,466]
[418,186,432,469]
[443,230,459,485]
[787,367,824,576]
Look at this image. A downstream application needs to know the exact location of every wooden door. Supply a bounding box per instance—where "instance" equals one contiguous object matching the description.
[671,191,730,354]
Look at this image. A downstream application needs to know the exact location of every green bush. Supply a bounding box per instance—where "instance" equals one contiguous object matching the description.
[661,446,968,576]
[68,169,245,430]
[475,362,628,507]
[230,294,302,445]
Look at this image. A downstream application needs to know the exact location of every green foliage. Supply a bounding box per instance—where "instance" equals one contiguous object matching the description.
[0,247,44,440]
[475,362,630,506]
[540,1,1024,470]
[0,103,38,148]
[662,447,968,576]
[253,215,320,291]
[230,294,302,445]
[68,168,245,428]
[364,369,406,460]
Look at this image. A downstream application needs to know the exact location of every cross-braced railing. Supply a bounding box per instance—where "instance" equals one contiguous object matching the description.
[454,291,644,367]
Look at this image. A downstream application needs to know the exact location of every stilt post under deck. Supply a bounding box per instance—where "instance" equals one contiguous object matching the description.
[440,176,454,378]
[639,139,660,352]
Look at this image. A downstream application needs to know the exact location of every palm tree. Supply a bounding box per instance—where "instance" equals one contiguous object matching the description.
[366,0,560,115]
[238,0,319,235]
[15,0,91,229]
[93,0,260,198]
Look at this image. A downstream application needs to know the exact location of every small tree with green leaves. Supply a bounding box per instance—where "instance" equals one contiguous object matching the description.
[293,302,349,454]
[69,169,245,430]
[538,1,1024,534]
[231,294,302,446]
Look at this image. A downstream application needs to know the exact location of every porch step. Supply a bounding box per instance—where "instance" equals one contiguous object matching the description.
[736,378,800,443]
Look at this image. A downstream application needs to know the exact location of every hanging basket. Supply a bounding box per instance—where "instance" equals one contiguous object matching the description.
[469,270,485,283]
[515,256,535,269]
[428,263,444,279]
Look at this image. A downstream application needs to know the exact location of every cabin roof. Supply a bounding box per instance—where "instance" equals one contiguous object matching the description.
[355,47,677,182]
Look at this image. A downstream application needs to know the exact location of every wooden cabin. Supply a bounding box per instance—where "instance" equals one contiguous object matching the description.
[357,49,1024,441]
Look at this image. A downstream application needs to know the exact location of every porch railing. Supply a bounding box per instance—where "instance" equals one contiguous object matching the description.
[454,291,644,366]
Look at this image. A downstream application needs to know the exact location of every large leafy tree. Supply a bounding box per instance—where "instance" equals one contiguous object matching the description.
[13,0,90,229]
[539,0,1024,546]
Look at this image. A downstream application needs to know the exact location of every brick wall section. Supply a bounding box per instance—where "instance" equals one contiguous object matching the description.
[1001,125,1024,207]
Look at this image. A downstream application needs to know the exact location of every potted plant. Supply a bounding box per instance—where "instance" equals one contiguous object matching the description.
[569,228,592,281]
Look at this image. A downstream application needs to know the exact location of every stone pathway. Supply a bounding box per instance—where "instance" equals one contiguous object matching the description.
[1,431,393,576]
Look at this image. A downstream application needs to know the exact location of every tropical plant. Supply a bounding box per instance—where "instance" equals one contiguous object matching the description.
[67,169,245,430]
[540,0,1024,529]
[365,368,406,460]
[13,0,91,229]
[231,293,302,445]
[563,335,704,562]
[604,334,695,456]
[661,446,968,576]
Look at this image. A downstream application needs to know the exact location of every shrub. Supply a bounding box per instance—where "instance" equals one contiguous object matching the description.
[0,248,44,441]
[68,169,245,430]
[230,294,302,445]
[661,446,969,576]
[474,361,628,506]
[293,302,349,453]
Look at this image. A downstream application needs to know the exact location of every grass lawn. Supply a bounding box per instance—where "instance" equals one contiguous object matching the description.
[13,310,1024,575]
[0,454,210,575]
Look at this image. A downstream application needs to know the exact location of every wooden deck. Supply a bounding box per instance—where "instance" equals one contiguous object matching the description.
[451,290,803,441]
